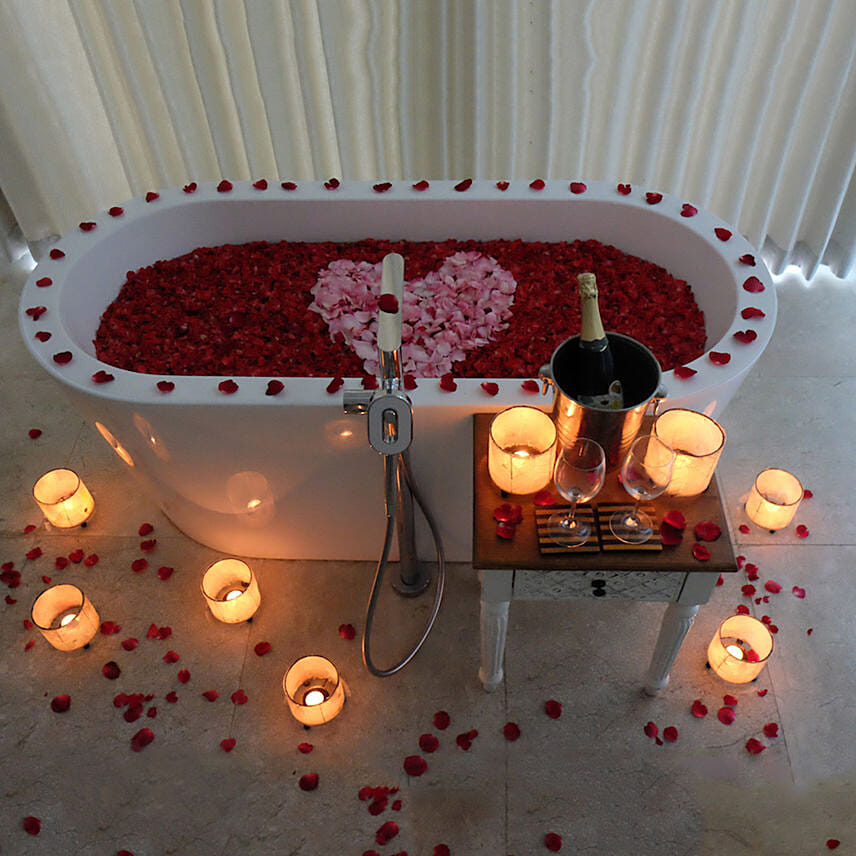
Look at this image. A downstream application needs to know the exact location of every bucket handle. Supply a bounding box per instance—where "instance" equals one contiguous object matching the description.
[537,363,553,396]
[649,386,668,417]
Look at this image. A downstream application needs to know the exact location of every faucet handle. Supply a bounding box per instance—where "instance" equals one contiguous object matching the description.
[367,392,412,455]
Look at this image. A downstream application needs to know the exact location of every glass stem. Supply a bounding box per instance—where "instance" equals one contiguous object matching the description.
[566,499,578,528]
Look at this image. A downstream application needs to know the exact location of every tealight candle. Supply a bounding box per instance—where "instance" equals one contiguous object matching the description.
[707,614,774,683]
[488,406,557,494]
[32,468,94,528]
[283,655,346,726]
[745,468,803,530]
[31,584,100,651]
[201,558,261,623]
[653,408,725,497]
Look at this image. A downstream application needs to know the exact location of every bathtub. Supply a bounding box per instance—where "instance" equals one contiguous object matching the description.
[18,180,775,561]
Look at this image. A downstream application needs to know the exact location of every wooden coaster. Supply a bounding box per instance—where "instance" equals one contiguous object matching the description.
[596,502,663,551]
[535,504,601,554]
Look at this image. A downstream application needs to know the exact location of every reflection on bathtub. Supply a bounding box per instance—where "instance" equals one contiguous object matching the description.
[226,471,275,527]
[133,413,170,462]
[95,421,135,467]
[324,418,364,447]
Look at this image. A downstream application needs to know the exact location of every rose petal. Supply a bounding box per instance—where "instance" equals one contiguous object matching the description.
[763,722,779,738]
[661,510,686,530]
[439,373,457,392]
[183,182,197,193]
[265,379,284,396]
[745,737,766,755]
[299,772,319,790]
[681,203,697,217]
[220,738,236,752]
[738,524,750,533]
[733,330,758,344]
[83,553,99,567]
[140,539,157,552]
[252,179,268,190]
[53,351,73,365]
[79,221,96,231]
[376,820,400,845]
[177,669,191,683]
[663,726,678,742]
[156,565,173,581]
[645,192,663,204]
[691,699,708,718]
[130,727,154,751]
[496,521,516,540]
[131,558,148,573]
[717,706,736,725]
[673,365,697,379]
[570,181,587,194]
[617,183,631,195]
[254,641,272,656]
[545,832,563,852]
[202,690,219,702]
[434,846,451,856]
[480,381,499,396]
[530,179,545,190]
[50,248,66,259]
[231,689,248,705]
[433,710,450,730]
[545,699,562,719]
[796,524,810,538]
[23,816,41,835]
[743,276,765,293]
[709,351,731,365]
[792,586,806,598]
[741,307,766,319]
[412,180,430,191]
[723,694,738,707]
[692,543,711,561]
[419,733,440,753]
[339,623,356,640]
[764,580,782,594]
[502,721,521,741]
[326,376,344,394]
[803,489,813,499]
[378,293,399,313]
[496,180,510,191]
[534,490,555,507]
[34,331,51,342]
[323,178,340,190]
[520,379,540,393]
[298,742,313,754]
[827,840,841,850]
[50,694,71,713]
[36,276,53,287]
[145,191,159,202]
[454,179,472,192]
[644,721,658,739]
[26,305,47,320]
[456,729,478,750]
[218,379,239,394]
[102,661,121,679]
[281,181,297,190]
[217,180,233,193]
[403,755,428,776]
[163,650,180,664]
[121,638,139,652]
[693,521,721,541]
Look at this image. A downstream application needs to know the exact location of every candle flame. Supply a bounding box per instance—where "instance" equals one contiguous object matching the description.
[725,644,745,660]
[60,613,76,627]
[246,498,262,510]
[224,589,243,601]
[304,689,326,706]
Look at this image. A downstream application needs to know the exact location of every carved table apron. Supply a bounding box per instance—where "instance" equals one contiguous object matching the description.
[472,414,738,694]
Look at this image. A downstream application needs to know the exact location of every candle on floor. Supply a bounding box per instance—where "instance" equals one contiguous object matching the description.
[707,614,774,683]
[201,558,261,623]
[745,468,803,530]
[31,584,100,651]
[488,406,557,494]
[653,408,725,497]
[32,468,94,528]
[283,655,346,726]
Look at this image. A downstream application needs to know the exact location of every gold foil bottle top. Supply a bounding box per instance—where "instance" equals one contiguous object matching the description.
[578,272,598,299]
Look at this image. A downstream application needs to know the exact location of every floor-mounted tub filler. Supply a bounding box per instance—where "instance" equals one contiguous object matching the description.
[19,180,776,565]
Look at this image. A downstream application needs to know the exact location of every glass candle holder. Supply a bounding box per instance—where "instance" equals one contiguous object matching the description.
[283,655,346,726]
[745,468,803,530]
[32,468,94,528]
[201,558,261,623]
[707,614,774,683]
[488,406,557,494]
[31,584,100,651]
[653,408,726,497]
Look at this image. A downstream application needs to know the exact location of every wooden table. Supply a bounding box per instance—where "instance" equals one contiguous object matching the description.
[472,414,738,694]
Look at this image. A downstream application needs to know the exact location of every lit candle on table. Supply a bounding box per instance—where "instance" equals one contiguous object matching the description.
[653,409,725,497]
[201,559,260,623]
[488,407,557,494]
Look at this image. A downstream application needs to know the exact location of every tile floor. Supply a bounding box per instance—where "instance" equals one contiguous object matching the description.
[1,255,854,856]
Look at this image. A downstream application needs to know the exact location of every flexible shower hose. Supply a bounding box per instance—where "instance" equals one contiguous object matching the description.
[362,451,446,677]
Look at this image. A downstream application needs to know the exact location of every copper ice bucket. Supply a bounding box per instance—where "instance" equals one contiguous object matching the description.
[539,332,666,470]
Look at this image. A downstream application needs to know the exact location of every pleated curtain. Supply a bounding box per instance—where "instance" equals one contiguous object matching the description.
[0,0,854,278]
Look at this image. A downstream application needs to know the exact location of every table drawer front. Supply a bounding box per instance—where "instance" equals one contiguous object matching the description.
[513,570,685,602]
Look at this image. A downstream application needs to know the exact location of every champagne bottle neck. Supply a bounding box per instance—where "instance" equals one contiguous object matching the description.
[578,273,607,345]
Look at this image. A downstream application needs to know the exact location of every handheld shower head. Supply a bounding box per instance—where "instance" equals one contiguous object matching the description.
[378,253,404,390]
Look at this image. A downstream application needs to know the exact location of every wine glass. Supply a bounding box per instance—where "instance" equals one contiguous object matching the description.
[609,433,676,544]
[548,437,606,547]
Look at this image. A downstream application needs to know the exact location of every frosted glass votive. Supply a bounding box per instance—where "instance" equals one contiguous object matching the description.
[283,655,346,726]
[707,614,774,683]
[32,468,94,527]
[654,409,725,497]
[745,468,803,530]
[488,406,557,494]
[31,584,100,651]
[201,558,261,623]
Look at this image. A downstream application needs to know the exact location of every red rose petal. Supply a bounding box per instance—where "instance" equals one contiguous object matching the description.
[673,365,697,379]
[681,203,698,217]
[792,586,806,599]
[124,703,143,723]
[130,727,154,751]
[692,543,711,561]
[102,661,121,679]
[157,380,175,393]
[26,546,42,561]
[456,729,478,750]
[403,755,428,776]
[796,525,810,538]
[617,183,631,195]
[419,733,440,753]
[764,580,782,594]
[50,694,71,713]
[530,700,557,724]
[745,737,765,755]
[165,691,178,703]
[36,276,53,287]
[218,379,239,394]
[83,553,99,567]
[49,248,66,259]
[265,379,284,396]
[714,227,732,241]
[79,221,96,231]
[34,331,51,342]
[252,179,268,190]
[121,637,139,652]
[733,330,758,344]
[530,179,546,190]
[693,521,721,541]
[254,641,272,656]
[376,821,400,845]
[741,307,766,319]
[183,182,198,193]
[763,722,779,738]
[502,721,521,741]
[545,832,563,852]
[534,490,555,507]
[26,306,47,320]
[145,191,159,202]
[803,489,813,499]
[412,179,430,191]
[645,192,663,204]
[217,180,233,193]
[827,840,841,850]
[231,689,248,705]
[326,376,344,394]
[736,604,750,615]
[717,707,736,725]
[131,558,148,573]
[663,726,678,742]
[481,381,499,396]
[360,375,378,390]
[163,650,180,664]
[202,690,219,702]
[53,351,73,365]
[644,721,658,739]
[108,206,124,217]
[570,181,587,194]
[138,523,154,536]
[738,253,756,266]
[177,669,191,683]
[496,520,516,540]
[723,694,738,707]
[373,182,392,193]
[339,623,356,640]
[743,275,765,293]
[434,846,451,856]
[439,373,457,392]
[662,510,686,530]
[691,699,708,717]
[659,522,683,545]
[454,178,472,192]
[738,524,750,533]
[220,738,236,752]
[157,565,174,581]
[23,816,41,835]
[281,181,297,190]
[496,180,510,191]
[140,539,157,552]
[709,351,731,365]
[378,293,399,313]
[324,177,340,190]
[433,710,450,730]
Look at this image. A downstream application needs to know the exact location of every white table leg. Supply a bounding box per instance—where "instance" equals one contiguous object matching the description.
[644,602,699,695]
[478,569,514,692]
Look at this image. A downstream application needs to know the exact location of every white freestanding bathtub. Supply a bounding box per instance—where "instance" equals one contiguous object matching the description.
[19,180,775,560]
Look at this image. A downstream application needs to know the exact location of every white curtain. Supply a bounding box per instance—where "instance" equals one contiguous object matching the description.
[1,0,854,277]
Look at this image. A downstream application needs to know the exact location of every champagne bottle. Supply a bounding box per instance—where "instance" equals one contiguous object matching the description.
[576,272,623,409]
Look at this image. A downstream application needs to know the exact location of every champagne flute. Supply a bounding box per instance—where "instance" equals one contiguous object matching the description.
[548,437,606,547]
[609,433,675,544]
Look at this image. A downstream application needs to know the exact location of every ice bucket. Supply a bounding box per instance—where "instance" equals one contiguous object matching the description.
[540,332,665,469]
